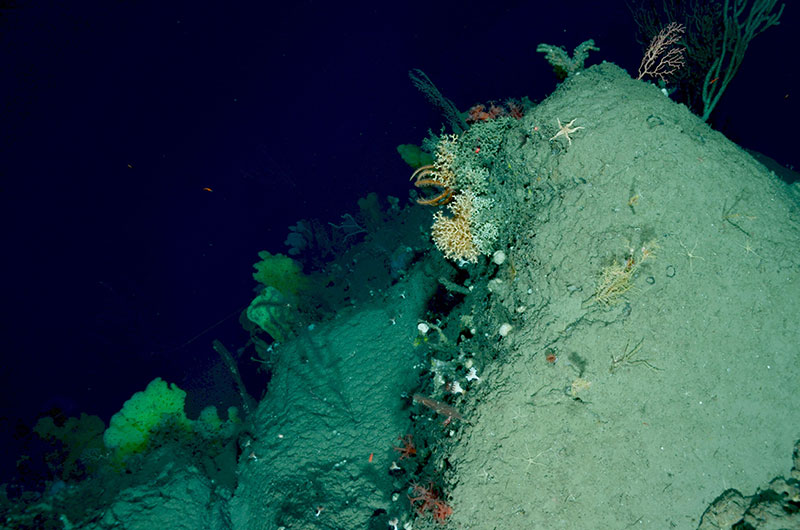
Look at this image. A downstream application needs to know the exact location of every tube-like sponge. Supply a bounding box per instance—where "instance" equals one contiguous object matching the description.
[246,285,295,342]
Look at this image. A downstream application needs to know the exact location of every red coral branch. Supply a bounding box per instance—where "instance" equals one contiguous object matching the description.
[393,434,417,460]
[408,482,453,524]
[412,394,463,421]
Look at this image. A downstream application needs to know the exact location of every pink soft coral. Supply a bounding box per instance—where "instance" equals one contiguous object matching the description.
[408,482,453,524]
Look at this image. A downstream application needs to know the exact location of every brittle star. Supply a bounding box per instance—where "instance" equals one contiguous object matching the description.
[678,238,705,272]
[519,444,553,473]
[738,239,764,260]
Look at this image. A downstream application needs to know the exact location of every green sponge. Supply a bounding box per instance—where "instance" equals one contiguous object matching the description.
[103,377,192,464]
[397,143,434,168]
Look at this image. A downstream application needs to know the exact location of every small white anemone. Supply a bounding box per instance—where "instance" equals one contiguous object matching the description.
[492,250,507,265]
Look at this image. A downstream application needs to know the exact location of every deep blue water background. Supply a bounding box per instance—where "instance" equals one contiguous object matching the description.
[1,0,796,483]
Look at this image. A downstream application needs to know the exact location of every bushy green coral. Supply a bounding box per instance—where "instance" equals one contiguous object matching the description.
[457,118,514,170]
[470,194,500,255]
[537,39,599,79]
[457,163,490,195]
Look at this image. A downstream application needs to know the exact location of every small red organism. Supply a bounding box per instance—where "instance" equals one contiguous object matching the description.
[393,434,417,460]
[408,482,453,524]
[506,98,525,119]
[546,353,557,363]
[466,102,505,124]
[467,99,526,124]
[466,104,492,124]
[486,103,504,119]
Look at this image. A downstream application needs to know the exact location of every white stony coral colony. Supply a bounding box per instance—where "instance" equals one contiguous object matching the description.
[431,190,480,263]
[432,134,458,188]
[426,132,499,263]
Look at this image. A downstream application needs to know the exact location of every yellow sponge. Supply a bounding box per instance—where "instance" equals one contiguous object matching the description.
[252,250,307,297]
[103,377,192,463]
